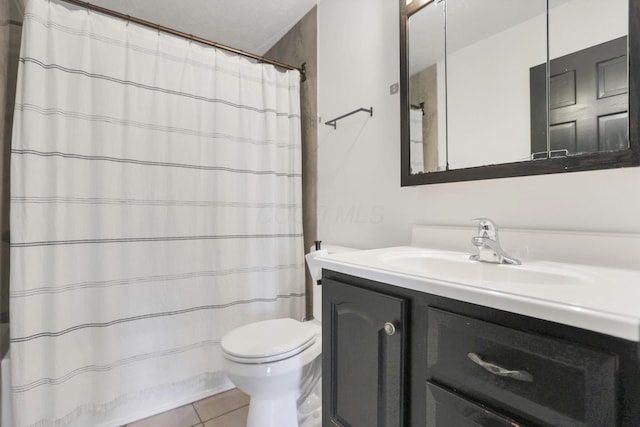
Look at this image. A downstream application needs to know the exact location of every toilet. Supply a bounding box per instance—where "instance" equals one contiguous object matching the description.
[221,244,353,427]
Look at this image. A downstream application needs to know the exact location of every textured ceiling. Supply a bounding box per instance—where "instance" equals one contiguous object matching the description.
[88,0,318,55]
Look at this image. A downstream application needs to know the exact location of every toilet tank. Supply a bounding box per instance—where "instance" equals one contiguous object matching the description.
[306,244,358,321]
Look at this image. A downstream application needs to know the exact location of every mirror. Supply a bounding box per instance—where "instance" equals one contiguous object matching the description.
[400,0,638,185]
[446,0,546,170]
[407,0,446,174]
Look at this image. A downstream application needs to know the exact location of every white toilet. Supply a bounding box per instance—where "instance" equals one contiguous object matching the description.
[221,318,322,427]
[221,245,353,427]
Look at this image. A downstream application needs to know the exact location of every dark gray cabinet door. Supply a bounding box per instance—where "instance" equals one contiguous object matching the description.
[322,278,407,427]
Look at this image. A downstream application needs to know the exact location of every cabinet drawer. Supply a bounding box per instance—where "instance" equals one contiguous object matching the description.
[426,308,617,427]
[427,381,524,427]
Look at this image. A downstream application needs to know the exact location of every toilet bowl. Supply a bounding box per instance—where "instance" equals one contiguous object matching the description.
[221,318,322,427]
[221,244,355,427]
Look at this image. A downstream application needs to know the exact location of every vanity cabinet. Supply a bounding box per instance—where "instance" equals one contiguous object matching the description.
[322,270,640,427]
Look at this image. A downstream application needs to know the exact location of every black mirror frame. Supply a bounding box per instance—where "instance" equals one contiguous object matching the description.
[400,0,640,186]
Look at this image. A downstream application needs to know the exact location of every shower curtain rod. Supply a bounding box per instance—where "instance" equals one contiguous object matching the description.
[58,0,307,81]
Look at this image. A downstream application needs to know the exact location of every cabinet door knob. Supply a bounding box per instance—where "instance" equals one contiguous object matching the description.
[467,352,534,382]
[384,322,397,336]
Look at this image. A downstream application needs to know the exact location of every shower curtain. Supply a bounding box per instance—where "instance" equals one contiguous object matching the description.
[9,0,304,425]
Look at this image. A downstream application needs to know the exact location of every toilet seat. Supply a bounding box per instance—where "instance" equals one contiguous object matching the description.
[222,318,318,364]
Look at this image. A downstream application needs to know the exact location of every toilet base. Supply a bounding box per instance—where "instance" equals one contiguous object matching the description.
[247,392,298,427]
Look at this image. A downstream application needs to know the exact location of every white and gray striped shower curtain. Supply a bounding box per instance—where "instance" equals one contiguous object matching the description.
[9,0,304,425]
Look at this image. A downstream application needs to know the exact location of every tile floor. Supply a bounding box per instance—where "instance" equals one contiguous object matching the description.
[125,388,250,427]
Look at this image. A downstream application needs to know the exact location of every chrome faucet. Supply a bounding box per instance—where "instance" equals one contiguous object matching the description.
[469,218,521,265]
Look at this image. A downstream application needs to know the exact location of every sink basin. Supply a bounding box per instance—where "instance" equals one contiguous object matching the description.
[377,250,592,286]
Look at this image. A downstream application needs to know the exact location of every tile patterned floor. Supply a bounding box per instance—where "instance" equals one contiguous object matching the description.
[125,388,250,427]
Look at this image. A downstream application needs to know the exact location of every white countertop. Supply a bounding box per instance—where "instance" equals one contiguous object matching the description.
[314,245,640,342]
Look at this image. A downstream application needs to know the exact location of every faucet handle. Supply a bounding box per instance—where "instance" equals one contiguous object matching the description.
[472,218,498,239]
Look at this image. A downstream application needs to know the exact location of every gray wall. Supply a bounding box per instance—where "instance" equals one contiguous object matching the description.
[265,7,317,319]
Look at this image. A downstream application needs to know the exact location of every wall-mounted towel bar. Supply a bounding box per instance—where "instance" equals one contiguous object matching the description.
[325,107,373,129]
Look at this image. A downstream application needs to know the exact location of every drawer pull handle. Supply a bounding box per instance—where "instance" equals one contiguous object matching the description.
[467,353,534,382]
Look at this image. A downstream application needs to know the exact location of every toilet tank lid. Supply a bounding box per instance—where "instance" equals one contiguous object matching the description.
[309,244,358,254]
[325,244,358,253]
[221,318,317,360]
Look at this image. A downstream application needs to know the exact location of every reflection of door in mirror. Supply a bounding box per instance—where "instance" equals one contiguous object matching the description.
[530,0,629,159]
[531,37,628,158]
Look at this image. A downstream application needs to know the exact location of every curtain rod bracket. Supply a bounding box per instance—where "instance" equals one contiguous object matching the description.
[300,63,307,82]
